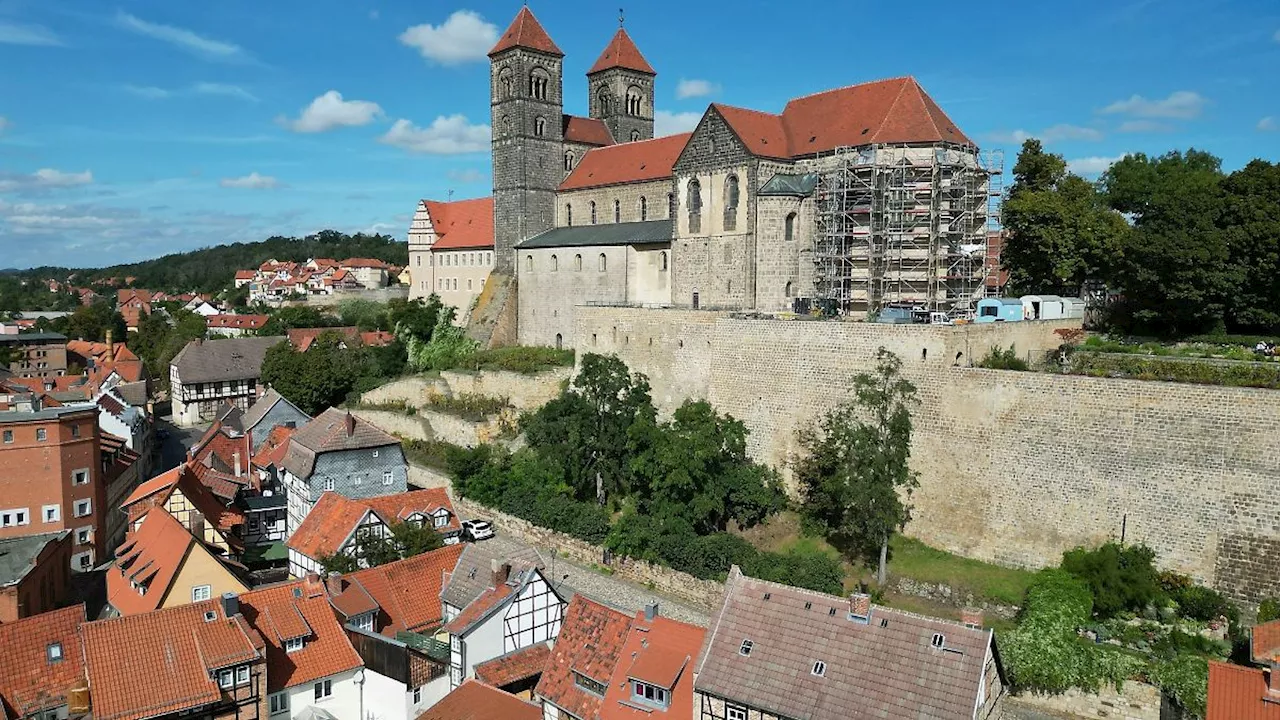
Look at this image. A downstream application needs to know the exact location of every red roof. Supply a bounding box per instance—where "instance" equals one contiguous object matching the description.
[252,425,295,469]
[190,421,251,476]
[1206,661,1280,720]
[1255,621,1280,663]
[81,599,264,720]
[340,257,392,269]
[443,584,514,636]
[0,605,87,716]
[107,508,200,615]
[239,579,363,692]
[601,611,705,720]
[712,104,789,159]
[287,489,460,561]
[360,330,395,347]
[207,314,268,329]
[287,326,362,352]
[417,678,541,720]
[234,270,255,280]
[488,6,562,57]
[588,28,655,75]
[424,196,495,251]
[534,595,632,720]
[563,115,615,147]
[474,642,551,688]
[331,543,465,636]
[559,132,692,191]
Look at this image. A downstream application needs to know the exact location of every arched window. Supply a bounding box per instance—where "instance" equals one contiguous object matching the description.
[785,212,797,241]
[626,87,643,116]
[566,204,572,226]
[590,201,597,225]
[613,199,621,223]
[524,254,533,273]
[501,115,511,135]
[565,151,574,171]
[534,116,546,136]
[785,281,793,297]
[639,196,647,221]
[498,68,513,99]
[551,254,558,272]
[660,251,668,271]
[668,192,676,219]
[596,86,610,115]
[598,253,607,272]
[723,175,740,231]
[574,254,583,271]
[529,69,549,100]
[555,333,562,350]
[687,179,702,233]
[630,130,641,142]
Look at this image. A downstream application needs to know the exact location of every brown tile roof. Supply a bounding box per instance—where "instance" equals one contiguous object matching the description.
[588,28,655,75]
[81,599,263,720]
[443,584,514,636]
[364,487,460,533]
[474,642,551,688]
[287,326,362,352]
[423,196,495,251]
[288,489,459,564]
[488,6,562,57]
[559,132,692,191]
[535,595,632,720]
[712,104,790,159]
[331,543,465,635]
[417,678,542,720]
[207,314,268,330]
[107,509,202,615]
[190,421,251,476]
[563,115,615,147]
[121,464,182,507]
[188,460,247,502]
[694,566,992,720]
[171,336,285,384]
[282,408,398,478]
[239,580,362,692]
[0,605,86,717]
[600,611,704,720]
[234,270,256,280]
[1253,620,1280,663]
[340,257,392,269]
[252,425,296,469]
[360,330,395,347]
[1206,661,1280,720]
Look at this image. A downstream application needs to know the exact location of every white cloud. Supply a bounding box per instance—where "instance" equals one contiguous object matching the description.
[1260,116,1277,132]
[1101,91,1206,119]
[279,91,384,133]
[399,10,498,65]
[0,22,62,46]
[447,168,487,184]
[379,115,490,154]
[676,79,719,99]
[987,125,1103,144]
[655,110,702,136]
[125,85,172,99]
[219,172,280,189]
[115,11,247,62]
[1067,155,1128,176]
[1117,119,1174,133]
[985,129,1032,144]
[0,168,93,193]
[193,83,258,102]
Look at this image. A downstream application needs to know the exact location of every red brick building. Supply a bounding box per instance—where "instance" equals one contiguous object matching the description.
[0,530,73,622]
[0,405,107,570]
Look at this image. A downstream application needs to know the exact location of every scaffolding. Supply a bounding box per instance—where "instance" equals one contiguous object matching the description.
[812,143,996,318]
[979,149,1006,298]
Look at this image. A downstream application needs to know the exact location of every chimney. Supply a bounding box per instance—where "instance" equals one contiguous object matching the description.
[644,603,658,622]
[849,593,871,620]
[221,592,240,618]
[232,451,241,477]
[105,329,112,349]
[491,559,510,588]
[345,412,356,437]
[962,608,985,629]
[326,571,344,596]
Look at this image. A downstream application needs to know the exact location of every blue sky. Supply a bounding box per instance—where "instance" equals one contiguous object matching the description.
[0,0,1277,270]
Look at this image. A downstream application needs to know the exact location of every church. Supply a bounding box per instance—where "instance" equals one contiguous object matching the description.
[407,7,996,349]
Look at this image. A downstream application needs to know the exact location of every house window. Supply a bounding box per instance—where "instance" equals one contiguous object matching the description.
[218,669,234,689]
[2,430,10,443]
[598,253,607,272]
[285,637,305,653]
[314,679,332,701]
[413,686,422,704]
[727,705,748,720]
[932,633,945,648]
[573,672,607,697]
[613,199,621,223]
[75,551,92,570]
[551,254,559,272]
[590,201,597,225]
[236,665,250,685]
[812,660,826,677]
[269,692,289,715]
[724,175,740,231]
[76,527,91,545]
[74,500,91,518]
[785,212,797,241]
[36,428,46,442]
[739,639,753,656]
[71,424,80,438]
[43,505,60,523]
[687,179,702,233]
[383,471,393,486]
[433,512,449,528]
[632,681,669,707]
[661,251,668,271]
[72,469,89,485]
[47,642,63,663]
[192,585,212,602]
[640,196,647,221]
[324,478,335,492]
[574,254,583,271]
[354,613,374,632]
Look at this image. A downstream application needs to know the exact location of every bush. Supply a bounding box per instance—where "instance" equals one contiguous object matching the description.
[746,547,845,595]
[400,437,467,474]
[1259,597,1280,623]
[1061,543,1164,618]
[1171,584,1232,622]
[426,392,511,421]
[1067,352,1280,389]
[1148,655,1208,718]
[978,344,1030,370]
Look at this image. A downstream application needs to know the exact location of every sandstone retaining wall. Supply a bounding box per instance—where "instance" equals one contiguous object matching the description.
[361,367,570,411]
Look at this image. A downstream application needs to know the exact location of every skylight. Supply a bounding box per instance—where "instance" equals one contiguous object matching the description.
[739,639,753,656]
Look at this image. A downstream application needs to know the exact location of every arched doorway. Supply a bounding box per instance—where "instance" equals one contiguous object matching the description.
[555,333,563,350]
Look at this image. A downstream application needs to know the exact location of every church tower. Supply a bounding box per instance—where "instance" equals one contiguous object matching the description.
[587,22,656,143]
[489,7,564,273]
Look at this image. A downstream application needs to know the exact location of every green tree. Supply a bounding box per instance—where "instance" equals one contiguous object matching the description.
[796,347,919,585]
[1219,160,1280,332]
[317,520,445,574]
[1059,542,1163,618]
[259,333,360,414]
[62,301,126,342]
[337,299,388,330]
[388,295,443,342]
[258,306,338,336]
[404,307,477,371]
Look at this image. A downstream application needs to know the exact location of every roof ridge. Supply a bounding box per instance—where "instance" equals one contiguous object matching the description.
[785,75,914,106]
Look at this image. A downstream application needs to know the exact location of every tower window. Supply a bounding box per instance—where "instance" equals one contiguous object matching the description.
[724,175,740,231]
[590,201,597,225]
[613,199,621,223]
[688,179,702,233]
[626,86,643,116]
[498,68,513,100]
[640,196,647,221]
[785,281,793,297]
[534,116,546,137]
[529,69,549,100]
[785,212,797,241]
[565,151,574,171]
[597,86,610,115]
[660,251,668,271]
[631,130,641,142]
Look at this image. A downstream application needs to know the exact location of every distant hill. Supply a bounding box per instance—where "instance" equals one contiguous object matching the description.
[9,230,407,294]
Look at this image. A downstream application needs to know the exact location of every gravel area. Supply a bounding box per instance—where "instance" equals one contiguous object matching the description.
[481,534,712,627]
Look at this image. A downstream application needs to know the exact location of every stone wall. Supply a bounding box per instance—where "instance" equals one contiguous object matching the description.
[350,408,504,449]
[558,179,670,227]
[1008,682,1160,720]
[574,307,1280,603]
[361,367,570,412]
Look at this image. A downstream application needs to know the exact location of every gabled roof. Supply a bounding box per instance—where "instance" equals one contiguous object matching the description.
[563,115,615,147]
[286,489,459,562]
[0,604,86,717]
[559,132,691,191]
[207,314,268,330]
[330,543,465,636]
[601,611,705,720]
[442,583,514,636]
[417,678,541,720]
[190,420,250,476]
[287,326,362,352]
[488,6,562,57]
[171,336,285,384]
[588,27,655,75]
[535,595,633,720]
[282,408,398,478]
[252,425,296,469]
[441,543,545,611]
[423,196,495,251]
[693,566,993,720]
[474,642,551,688]
[1206,661,1280,720]
[107,508,199,615]
[711,104,792,160]
[239,579,363,692]
[81,599,265,720]
[242,387,309,433]
[234,270,256,280]
[1253,620,1280,664]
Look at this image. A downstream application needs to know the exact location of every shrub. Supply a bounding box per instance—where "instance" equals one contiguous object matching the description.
[1061,542,1164,619]
[426,392,511,421]
[1148,655,1208,718]
[1067,352,1280,389]
[399,438,466,474]
[1259,597,1280,623]
[1171,584,1232,622]
[462,346,575,374]
[978,344,1029,370]
[746,547,844,595]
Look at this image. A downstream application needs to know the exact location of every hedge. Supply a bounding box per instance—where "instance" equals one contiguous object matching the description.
[1068,352,1280,389]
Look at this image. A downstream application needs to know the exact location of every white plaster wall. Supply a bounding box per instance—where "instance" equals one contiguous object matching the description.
[283,668,362,720]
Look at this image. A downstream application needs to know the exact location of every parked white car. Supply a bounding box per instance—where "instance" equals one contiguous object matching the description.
[460,519,495,542]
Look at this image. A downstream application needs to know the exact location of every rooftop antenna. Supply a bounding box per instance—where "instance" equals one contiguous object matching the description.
[619,7,624,27]
[447,189,454,201]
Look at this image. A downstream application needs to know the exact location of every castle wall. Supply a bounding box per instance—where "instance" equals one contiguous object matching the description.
[574,307,1280,603]
[557,179,672,228]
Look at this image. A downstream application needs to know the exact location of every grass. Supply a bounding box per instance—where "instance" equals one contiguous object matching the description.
[425,392,511,421]
[446,346,576,374]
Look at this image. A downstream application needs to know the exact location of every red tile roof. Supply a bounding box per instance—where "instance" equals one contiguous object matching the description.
[0,605,86,717]
[287,489,459,562]
[332,543,465,636]
[1255,621,1280,663]
[340,257,392,269]
[1206,661,1280,720]
[712,104,790,160]
[121,464,182,507]
[81,599,264,720]
[234,270,256,280]
[474,642,551,688]
[424,197,495,251]
[360,330,395,347]
[417,678,541,720]
[559,132,692,191]
[563,115,615,147]
[488,6,562,57]
[588,28,655,75]
[535,595,633,720]
[287,326,362,351]
[107,508,198,615]
[207,314,268,330]
[239,579,363,692]
[189,420,251,476]
[443,584,514,636]
[252,425,295,469]
[601,612,705,720]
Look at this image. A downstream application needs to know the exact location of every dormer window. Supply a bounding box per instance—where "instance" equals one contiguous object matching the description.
[631,681,669,708]
[433,510,450,528]
[353,612,375,632]
[573,672,607,697]
[47,642,63,663]
[285,637,305,653]
[931,633,945,648]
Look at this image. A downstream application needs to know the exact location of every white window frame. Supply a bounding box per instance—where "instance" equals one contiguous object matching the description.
[192,585,212,602]
[218,669,234,689]
[285,637,304,653]
[269,692,289,715]
[1,509,30,528]
[433,511,449,528]
[727,705,748,720]
[236,665,250,686]
[324,478,334,492]
[382,471,393,486]
[354,612,374,632]
[74,551,92,570]
[76,527,91,545]
[43,504,60,523]
[72,468,89,485]
[74,499,91,518]
[314,679,332,701]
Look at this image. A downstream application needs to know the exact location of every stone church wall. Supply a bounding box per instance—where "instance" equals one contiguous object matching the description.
[574,307,1280,603]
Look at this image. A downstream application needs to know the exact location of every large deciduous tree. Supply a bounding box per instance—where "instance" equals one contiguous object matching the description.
[796,347,919,585]
[1220,160,1280,332]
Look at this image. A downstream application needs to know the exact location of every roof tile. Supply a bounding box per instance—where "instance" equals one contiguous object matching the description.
[424,197,495,251]
[0,605,86,716]
[534,595,632,720]
[488,7,563,57]
[588,28,655,75]
[1206,661,1280,720]
[559,133,691,191]
[417,678,541,720]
